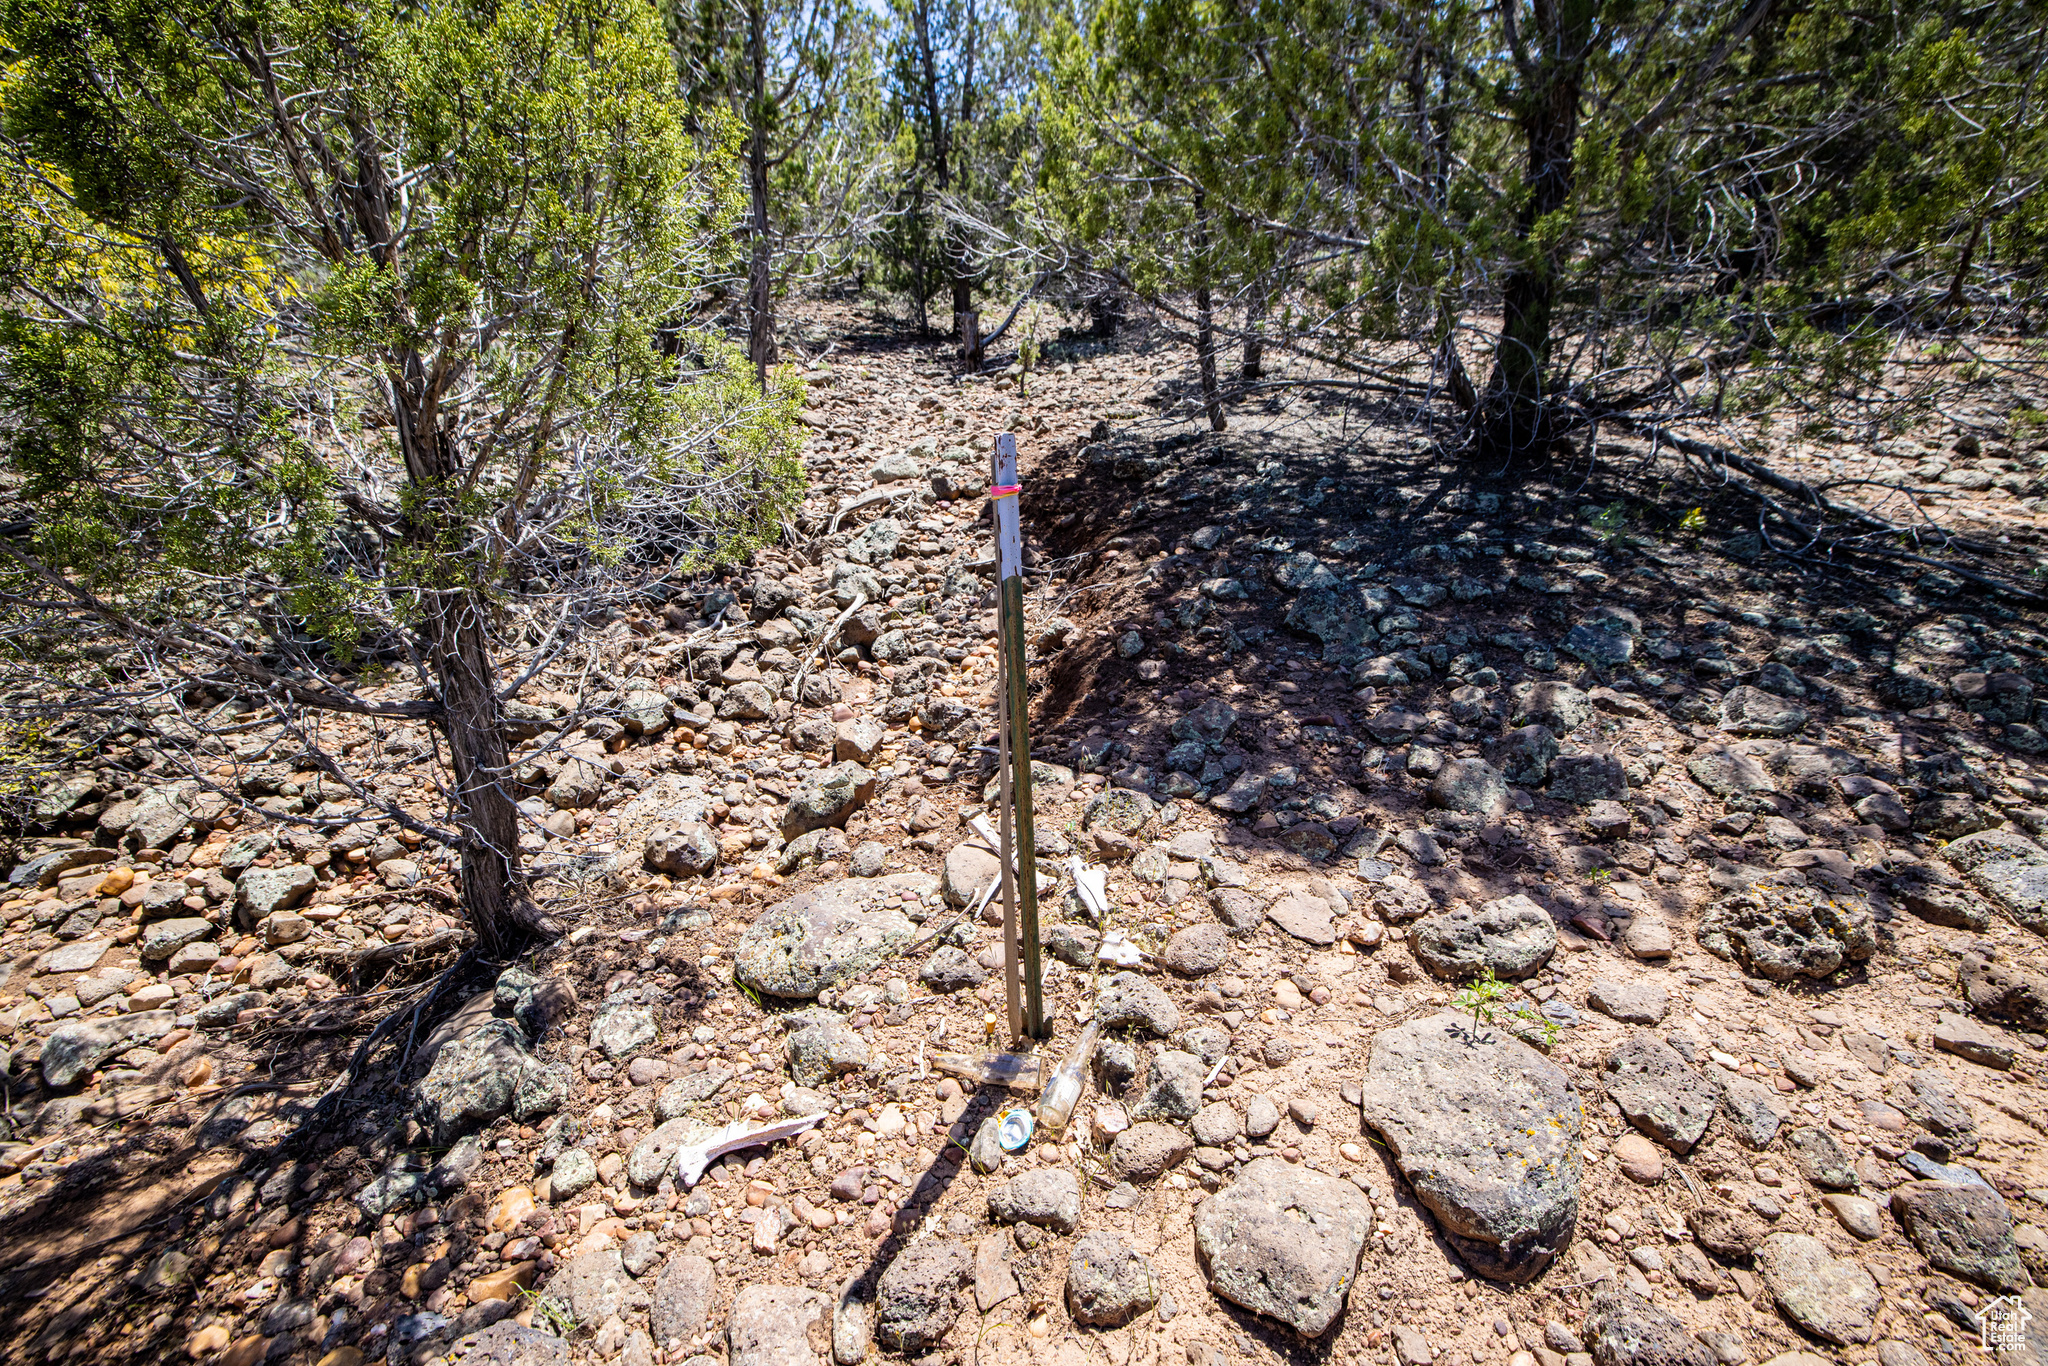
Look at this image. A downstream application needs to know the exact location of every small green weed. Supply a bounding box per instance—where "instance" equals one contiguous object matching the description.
[1452,968,1561,1047]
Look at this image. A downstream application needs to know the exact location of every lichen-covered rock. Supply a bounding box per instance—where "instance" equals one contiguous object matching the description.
[733,878,918,999]
[875,1239,970,1352]
[1193,1157,1373,1335]
[1696,883,1876,981]
[1357,1013,1581,1282]
[1411,895,1557,980]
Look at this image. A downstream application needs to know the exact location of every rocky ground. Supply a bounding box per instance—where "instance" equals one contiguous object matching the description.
[3,304,2048,1366]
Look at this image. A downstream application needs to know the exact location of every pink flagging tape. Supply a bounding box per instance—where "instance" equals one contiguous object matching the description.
[988,484,1021,499]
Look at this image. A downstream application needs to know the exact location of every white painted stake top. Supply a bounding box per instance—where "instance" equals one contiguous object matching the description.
[992,433,1022,582]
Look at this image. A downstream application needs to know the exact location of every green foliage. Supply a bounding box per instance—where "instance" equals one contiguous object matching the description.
[0,0,804,661]
[1451,968,1559,1047]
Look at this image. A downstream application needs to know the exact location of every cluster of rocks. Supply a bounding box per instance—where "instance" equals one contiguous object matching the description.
[8,320,2048,1366]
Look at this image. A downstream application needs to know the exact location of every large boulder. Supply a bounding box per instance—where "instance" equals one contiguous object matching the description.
[1193,1157,1374,1335]
[1411,895,1557,980]
[733,877,919,999]
[416,1019,561,1144]
[1696,883,1876,981]
[1720,685,1809,736]
[1430,759,1507,815]
[1357,1013,1581,1282]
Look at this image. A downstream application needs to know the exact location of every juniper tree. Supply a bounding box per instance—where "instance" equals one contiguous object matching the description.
[0,0,804,957]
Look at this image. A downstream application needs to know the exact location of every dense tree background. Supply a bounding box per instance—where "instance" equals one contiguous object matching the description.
[2,0,2044,953]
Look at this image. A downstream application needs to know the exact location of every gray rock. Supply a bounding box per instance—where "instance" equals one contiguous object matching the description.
[919,946,985,992]
[1067,1233,1158,1327]
[733,880,917,999]
[834,1277,872,1366]
[1890,1181,2030,1292]
[1511,682,1592,735]
[1696,883,1876,982]
[551,1149,598,1198]
[1755,1232,1880,1345]
[1959,953,2048,1031]
[1548,754,1629,805]
[1430,759,1507,814]
[1358,1012,1581,1282]
[940,841,1000,908]
[1111,1122,1192,1182]
[1192,1101,1242,1147]
[417,1019,543,1145]
[39,937,111,974]
[974,1235,1019,1313]
[968,1115,1004,1175]
[1887,1068,1980,1154]
[430,1135,485,1191]
[622,1231,661,1277]
[727,1284,832,1366]
[650,1254,716,1347]
[1720,686,1809,737]
[1823,1193,1883,1240]
[1717,1075,1785,1150]
[787,1021,871,1086]
[1131,1049,1206,1121]
[1266,888,1338,944]
[495,967,577,1040]
[548,1247,646,1327]
[1192,1156,1374,1335]
[1604,1031,1717,1153]
[140,916,214,963]
[235,863,317,924]
[780,762,876,838]
[1586,977,1667,1025]
[589,1002,656,1060]
[1786,1125,1857,1189]
[1411,894,1557,980]
[1245,1093,1281,1139]
[1686,747,1776,798]
[38,1010,175,1090]
[645,825,719,877]
[1162,924,1228,975]
[1083,787,1157,836]
[1564,622,1634,669]
[1096,971,1179,1035]
[987,1168,1080,1234]
[658,1066,735,1119]
[1582,1286,1715,1366]
[627,1119,692,1189]
[461,1322,570,1366]
[1500,726,1559,786]
[875,1238,971,1352]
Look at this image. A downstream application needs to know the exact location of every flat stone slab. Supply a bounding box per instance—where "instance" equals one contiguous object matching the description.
[1193,1156,1373,1335]
[1604,1031,1717,1153]
[734,878,919,998]
[1357,1013,1581,1282]
[1756,1232,1880,1345]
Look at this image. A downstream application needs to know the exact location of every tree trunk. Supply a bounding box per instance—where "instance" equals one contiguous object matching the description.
[424,587,551,960]
[954,278,981,372]
[1240,271,1267,382]
[1479,0,1597,455]
[1193,191,1226,433]
[745,0,776,388]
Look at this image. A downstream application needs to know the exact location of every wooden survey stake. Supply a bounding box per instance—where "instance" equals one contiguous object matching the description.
[990,434,1045,1039]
